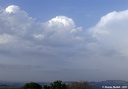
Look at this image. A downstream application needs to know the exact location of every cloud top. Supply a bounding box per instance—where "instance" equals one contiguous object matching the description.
[5,5,20,13]
[47,16,75,29]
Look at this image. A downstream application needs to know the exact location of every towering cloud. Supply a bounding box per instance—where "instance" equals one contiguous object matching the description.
[90,10,128,57]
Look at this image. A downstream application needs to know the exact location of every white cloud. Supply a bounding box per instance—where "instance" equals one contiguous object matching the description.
[90,10,128,57]
[0,5,36,37]
[46,16,75,30]
[38,16,85,47]
[5,5,20,14]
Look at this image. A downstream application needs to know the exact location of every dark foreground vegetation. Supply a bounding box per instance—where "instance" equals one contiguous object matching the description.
[21,81,93,89]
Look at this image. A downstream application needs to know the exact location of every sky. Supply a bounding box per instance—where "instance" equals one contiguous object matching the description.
[0,0,128,82]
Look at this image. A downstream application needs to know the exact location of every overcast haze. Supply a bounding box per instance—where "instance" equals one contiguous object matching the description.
[0,0,128,82]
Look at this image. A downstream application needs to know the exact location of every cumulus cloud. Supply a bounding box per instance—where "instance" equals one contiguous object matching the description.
[90,10,128,57]
[1,5,128,81]
[42,16,85,47]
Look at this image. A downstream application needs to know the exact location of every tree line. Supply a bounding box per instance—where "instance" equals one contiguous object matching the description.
[21,80,94,89]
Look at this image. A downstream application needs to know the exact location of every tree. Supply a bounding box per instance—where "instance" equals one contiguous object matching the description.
[44,85,51,89]
[44,80,68,89]
[22,82,42,89]
[68,81,93,89]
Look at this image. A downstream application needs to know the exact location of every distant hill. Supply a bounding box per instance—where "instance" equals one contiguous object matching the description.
[0,81,24,89]
[90,80,128,89]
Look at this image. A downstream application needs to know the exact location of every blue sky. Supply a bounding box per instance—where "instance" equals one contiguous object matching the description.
[1,0,128,28]
[0,0,128,82]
